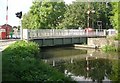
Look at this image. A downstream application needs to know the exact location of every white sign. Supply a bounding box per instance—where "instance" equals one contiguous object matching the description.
[0,29,5,32]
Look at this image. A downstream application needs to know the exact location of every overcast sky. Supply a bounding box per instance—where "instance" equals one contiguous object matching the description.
[0,0,75,26]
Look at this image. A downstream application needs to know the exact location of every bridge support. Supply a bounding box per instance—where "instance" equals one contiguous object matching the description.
[31,37,87,47]
[87,37,107,48]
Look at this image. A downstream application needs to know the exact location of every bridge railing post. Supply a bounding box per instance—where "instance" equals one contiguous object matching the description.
[104,29,106,36]
[81,29,83,35]
[61,29,63,36]
[23,29,30,40]
[36,29,38,38]
[35,30,37,38]
[52,29,53,37]
[79,29,82,36]
[39,29,42,37]
[86,30,88,36]
[30,29,33,39]
[67,29,69,36]
[30,29,33,38]
[61,30,64,36]
[95,29,98,36]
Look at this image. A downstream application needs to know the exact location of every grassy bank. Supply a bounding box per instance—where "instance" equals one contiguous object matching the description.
[114,33,120,40]
[102,34,120,52]
[2,41,72,81]
[102,45,119,52]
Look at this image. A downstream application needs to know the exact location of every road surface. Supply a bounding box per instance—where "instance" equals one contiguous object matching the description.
[0,39,19,52]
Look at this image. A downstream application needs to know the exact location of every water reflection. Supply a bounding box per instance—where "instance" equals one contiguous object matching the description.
[67,58,112,81]
[40,47,119,82]
[40,47,87,59]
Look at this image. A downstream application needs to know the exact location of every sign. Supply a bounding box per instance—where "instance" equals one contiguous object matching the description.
[0,29,5,32]
[97,21,102,26]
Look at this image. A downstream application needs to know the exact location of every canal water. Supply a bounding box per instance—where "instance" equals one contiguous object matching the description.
[40,46,119,82]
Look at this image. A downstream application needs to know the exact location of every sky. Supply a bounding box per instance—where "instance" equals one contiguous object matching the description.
[0,0,75,26]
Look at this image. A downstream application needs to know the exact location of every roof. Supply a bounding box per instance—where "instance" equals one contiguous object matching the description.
[1,24,12,27]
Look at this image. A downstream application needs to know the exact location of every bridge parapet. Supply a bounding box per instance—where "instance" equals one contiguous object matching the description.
[23,29,107,40]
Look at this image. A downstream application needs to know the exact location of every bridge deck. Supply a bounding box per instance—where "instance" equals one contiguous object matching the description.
[29,35,106,40]
[23,29,107,47]
[24,29,106,40]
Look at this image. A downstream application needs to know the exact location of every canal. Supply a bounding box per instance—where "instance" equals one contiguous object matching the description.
[40,46,119,82]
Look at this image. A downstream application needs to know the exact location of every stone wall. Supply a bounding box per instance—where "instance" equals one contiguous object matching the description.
[87,38,108,48]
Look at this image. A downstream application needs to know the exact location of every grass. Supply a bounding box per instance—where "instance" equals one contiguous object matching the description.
[102,45,118,52]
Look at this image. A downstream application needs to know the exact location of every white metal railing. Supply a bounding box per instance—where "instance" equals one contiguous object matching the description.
[23,29,107,40]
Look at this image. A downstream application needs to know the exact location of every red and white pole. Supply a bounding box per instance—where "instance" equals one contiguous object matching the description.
[6,0,8,38]
[6,0,8,24]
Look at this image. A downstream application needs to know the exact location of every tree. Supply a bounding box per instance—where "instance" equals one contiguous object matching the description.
[58,2,113,29]
[58,2,88,29]
[110,2,120,30]
[22,0,66,29]
[22,12,32,29]
[64,58,112,82]
[109,2,120,40]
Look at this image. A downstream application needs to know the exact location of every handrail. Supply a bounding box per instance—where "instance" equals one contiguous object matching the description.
[23,29,107,40]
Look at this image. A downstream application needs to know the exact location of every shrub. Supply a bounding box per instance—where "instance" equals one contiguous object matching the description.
[2,41,71,81]
[114,33,120,40]
[102,45,117,52]
[3,41,40,58]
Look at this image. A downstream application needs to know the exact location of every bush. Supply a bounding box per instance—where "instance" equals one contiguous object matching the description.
[2,41,71,81]
[114,33,120,40]
[3,41,40,58]
[102,45,118,52]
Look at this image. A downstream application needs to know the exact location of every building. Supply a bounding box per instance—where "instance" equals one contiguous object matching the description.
[0,24,12,39]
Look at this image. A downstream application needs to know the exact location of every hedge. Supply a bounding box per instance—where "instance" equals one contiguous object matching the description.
[2,41,72,82]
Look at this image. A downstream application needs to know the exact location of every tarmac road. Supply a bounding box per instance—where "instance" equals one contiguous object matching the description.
[0,39,19,52]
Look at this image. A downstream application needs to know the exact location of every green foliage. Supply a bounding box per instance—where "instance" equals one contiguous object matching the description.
[110,2,120,31]
[58,2,88,29]
[2,41,71,81]
[94,2,113,29]
[3,41,40,58]
[22,1,113,29]
[58,2,112,29]
[111,3,120,40]
[63,58,112,81]
[22,0,66,29]
[109,60,119,82]
[22,13,32,29]
[114,33,120,40]
[102,45,117,52]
